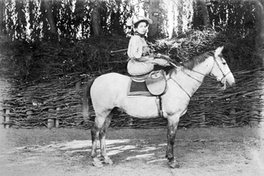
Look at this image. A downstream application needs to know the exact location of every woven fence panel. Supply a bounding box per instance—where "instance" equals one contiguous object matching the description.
[2,68,263,129]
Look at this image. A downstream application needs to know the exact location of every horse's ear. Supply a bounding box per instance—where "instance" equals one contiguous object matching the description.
[215,46,224,57]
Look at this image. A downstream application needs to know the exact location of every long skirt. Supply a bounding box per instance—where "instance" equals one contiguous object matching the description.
[127,59,154,76]
[127,58,170,76]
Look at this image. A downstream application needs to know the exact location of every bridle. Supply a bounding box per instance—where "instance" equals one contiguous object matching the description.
[168,55,230,99]
[212,56,231,84]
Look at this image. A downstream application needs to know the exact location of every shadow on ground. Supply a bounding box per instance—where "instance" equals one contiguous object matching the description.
[0,127,263,176]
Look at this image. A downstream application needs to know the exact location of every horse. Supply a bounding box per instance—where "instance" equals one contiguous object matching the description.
[82,46,235,168]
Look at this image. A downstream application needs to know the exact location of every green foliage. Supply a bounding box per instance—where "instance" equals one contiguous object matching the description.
[0,0,262,84]
[0,35,129,83]
[194,0,258,33]
[3,0,132,40]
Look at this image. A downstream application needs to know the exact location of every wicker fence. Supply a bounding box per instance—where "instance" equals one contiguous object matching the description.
[2,68,263,129]
[1,29,263,129]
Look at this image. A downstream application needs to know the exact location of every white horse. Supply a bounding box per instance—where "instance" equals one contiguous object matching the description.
[82,46,235,168]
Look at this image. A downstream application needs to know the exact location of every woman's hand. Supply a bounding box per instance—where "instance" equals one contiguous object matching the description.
[155,53,171,60]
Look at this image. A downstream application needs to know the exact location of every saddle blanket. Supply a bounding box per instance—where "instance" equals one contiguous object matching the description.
[127,70,167,96]
[127,79,152,96]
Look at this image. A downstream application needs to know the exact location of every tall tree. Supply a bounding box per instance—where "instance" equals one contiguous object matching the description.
[148,0,160,38]
[198,0,210,26]
[177,0,184,34]
[43,0,57,35]
[15,0,27,39]
[0,0,4,34]
[91,0,101,36]
[255,0,264,46]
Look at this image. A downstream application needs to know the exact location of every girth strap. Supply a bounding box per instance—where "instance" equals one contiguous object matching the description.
[155,96,164,118]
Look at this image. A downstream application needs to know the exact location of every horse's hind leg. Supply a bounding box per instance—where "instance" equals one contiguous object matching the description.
[91,110,113,167]
[91,120,103,167]
[99,110,114,165]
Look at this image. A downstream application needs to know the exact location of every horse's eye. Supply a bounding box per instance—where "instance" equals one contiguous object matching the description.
[222,62,226,65]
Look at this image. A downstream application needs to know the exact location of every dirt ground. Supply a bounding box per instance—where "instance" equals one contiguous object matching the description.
[0,126,264,176]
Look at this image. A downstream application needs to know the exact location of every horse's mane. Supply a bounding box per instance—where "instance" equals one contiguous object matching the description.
[181,50,214,70]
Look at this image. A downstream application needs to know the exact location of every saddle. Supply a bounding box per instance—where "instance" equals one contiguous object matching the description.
[128,70,167,118]
[128,70,167,96]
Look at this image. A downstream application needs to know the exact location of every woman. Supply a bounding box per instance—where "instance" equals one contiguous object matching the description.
[127,16,171,76]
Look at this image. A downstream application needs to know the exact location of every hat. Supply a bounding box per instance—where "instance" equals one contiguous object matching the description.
[126,16,153,27]
[133,16,153,26]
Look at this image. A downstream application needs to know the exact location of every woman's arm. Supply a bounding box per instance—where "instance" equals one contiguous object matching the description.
[127,36,142,59]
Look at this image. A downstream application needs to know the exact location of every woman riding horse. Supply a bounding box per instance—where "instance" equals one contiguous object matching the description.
[126,16,171,76]
[83,45,235,168]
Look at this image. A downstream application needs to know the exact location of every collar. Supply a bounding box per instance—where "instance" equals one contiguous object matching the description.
[134,32,146,38]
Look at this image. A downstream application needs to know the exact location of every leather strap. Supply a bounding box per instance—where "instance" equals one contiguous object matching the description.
[156,96,163,118]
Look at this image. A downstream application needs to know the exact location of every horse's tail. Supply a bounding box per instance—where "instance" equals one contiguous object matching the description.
[82,78,95,122]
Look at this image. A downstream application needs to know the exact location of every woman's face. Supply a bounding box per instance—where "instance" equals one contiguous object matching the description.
[135,21,148,35]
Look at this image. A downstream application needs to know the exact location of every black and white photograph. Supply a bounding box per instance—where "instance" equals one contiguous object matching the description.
[0,0,263,175]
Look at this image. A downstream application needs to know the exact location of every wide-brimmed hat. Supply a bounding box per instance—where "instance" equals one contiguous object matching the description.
[133,16,153,26]
[126,16,153,27]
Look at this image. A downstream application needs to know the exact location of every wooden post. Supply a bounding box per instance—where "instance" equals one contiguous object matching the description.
[75,81,81,90]
[199,104,206,127]
[4,108,10,128]
[55,107,61,128]
[249,104,260,126]
[47,118,55,129]
[229,108,236,125]
[47,108,55,129]
[55,118,59,128]
[26,110,33,119]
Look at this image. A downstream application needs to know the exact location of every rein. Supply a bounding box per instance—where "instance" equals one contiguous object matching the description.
[168,56,229,98]
[213,57,231,83]
[169,74,191,99]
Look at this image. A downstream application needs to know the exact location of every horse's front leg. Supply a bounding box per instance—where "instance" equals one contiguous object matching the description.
[166,116,180,168]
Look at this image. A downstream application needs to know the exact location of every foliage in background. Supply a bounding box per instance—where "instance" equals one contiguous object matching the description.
[0,35,129,83]
[3,0,133,40]
[0,0,262,83]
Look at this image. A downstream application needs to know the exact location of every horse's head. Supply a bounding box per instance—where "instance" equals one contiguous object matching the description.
[209,46,235,90]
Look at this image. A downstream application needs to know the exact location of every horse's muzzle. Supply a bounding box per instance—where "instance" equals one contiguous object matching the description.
[226,77,236,88]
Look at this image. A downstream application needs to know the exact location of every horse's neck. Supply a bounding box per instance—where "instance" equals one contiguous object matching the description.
[185,58,213,78]
[170,58,212,97]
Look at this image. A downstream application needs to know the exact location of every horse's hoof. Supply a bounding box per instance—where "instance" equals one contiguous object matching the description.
[168,159,180,168]
[103,156,113,165]
[92,157,104,167]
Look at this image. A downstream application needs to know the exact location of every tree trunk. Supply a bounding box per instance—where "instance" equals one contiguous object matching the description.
[198,0,210,26]
[0,0,4,34]
[166,0,176,39]
[43,0,57,35]
[91,0,101,36]
[177,0,184,34]
[255,0,264,46]
[253,0,264,67]
[258,0,264,68]
[148,0,160,38]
